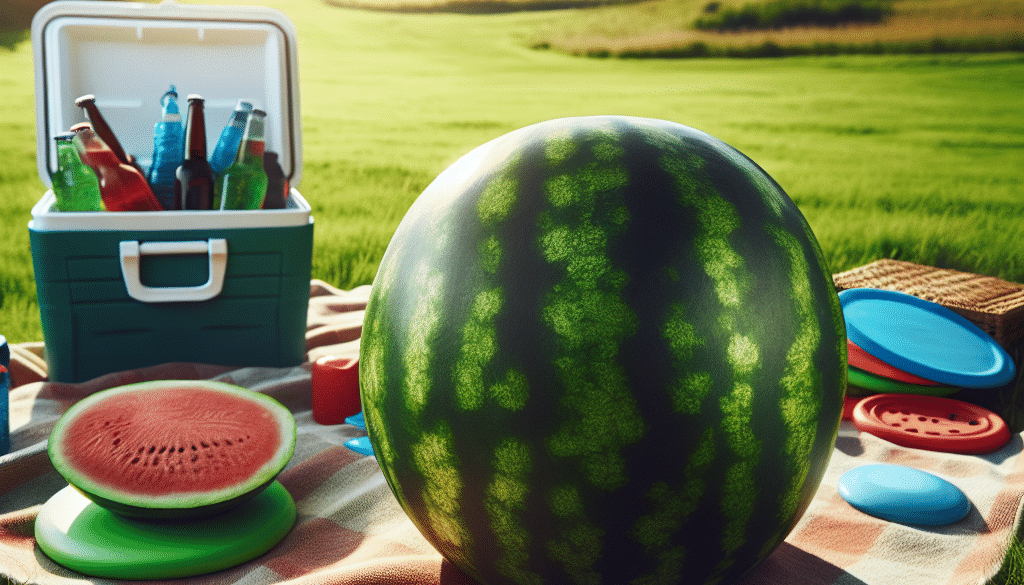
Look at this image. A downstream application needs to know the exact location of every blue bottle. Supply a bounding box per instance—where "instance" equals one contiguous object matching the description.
[146,86,185,210]
[1,334,8,456]
[209,100,253,177]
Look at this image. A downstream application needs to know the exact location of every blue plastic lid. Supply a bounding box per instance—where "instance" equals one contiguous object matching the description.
[840,288,1015,388]
[345,436,375,457]
[839,464,970,526]
[345,412,366,430]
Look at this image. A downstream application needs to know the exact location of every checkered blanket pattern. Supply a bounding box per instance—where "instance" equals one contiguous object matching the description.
[1,280,1022,584]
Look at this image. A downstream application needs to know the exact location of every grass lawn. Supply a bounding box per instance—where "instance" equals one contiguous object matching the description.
[2,0,1023,345]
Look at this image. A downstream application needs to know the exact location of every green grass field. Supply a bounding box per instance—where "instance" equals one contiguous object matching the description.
[2,2,1024,581]
[2,0,1024,349]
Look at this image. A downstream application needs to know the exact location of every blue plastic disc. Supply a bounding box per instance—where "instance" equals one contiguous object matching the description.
[345,412,366,430]
[345,436,375,456]
[840,288,1015,389]
[838,464,970,526]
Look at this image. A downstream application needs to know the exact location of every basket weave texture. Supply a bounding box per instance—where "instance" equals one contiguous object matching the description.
[832,259,1024,348]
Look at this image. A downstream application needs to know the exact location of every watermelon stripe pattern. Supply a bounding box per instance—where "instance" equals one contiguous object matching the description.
[361,116,846,585]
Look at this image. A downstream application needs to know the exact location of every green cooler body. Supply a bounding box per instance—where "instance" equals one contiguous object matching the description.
[29,0,313,383]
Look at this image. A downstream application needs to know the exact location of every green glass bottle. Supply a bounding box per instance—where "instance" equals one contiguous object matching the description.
[50,132,105,212]
[217,109,268,210]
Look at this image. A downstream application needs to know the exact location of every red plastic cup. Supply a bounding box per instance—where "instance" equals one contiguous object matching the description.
[311,355,360,425]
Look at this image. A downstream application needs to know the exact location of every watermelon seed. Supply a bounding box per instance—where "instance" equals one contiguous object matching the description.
[191,453,198,463]
[906,428,919,433]
[949,430,960,434]
[148,446,156,454]
[201,441,209,448]
[137,447,144,454]
[949,414,957,420]
[130,457,139,465]
[932,419,939,423]
[918,417,927,422]
[926,432,940,436]
[969,420,979,426]
[191,445,197,451]
[225,439,233,446]
[892,423,901,427]
[178,447,184,453]
[213,441,220,447]
[158,446,167,454]
[112,438,121,447]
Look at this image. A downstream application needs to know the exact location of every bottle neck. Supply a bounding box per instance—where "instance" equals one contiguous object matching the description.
[77,98,131,166]
[235,112,267,165]
[184,99,208,160]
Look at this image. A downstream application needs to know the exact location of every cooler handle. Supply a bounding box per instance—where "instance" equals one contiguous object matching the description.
[119,239,228,303]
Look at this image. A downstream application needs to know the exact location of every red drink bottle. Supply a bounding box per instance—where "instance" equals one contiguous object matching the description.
[174,95,215,210]
[72,125,163,212]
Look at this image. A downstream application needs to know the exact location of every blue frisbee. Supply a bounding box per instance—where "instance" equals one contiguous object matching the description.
[840,288,1015,389]
[839,464,970,526]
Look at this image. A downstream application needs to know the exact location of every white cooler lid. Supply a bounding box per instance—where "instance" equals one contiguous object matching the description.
[30,0,302,191]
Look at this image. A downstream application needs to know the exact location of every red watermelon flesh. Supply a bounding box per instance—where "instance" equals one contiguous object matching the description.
[48,380,296,518]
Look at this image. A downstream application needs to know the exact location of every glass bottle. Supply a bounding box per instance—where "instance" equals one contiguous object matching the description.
[218,109,268,210]
[146,86,185,211]
[50,132,104,212]
[72,126,163,212]
[75,94,145,176]
[174,95,215,210]
[209,100,253,177]
[261,151,288,209]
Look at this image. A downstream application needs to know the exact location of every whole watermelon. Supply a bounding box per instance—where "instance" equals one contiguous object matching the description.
[360,116,846,585]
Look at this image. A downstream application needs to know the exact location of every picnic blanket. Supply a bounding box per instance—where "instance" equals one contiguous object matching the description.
[2,279,1023,585]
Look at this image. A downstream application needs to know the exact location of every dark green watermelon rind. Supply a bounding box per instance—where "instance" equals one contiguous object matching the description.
[48,380,298,519]
[361,116,846,585]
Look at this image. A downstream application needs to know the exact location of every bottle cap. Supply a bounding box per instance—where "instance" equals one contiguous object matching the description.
[74,94,96,106]
[311,356,360,425]
[186,94,204,102]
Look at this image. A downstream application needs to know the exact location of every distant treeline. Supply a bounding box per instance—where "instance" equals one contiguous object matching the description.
[323,0,638,13]
[694,0,893,31]
[562,35,1024,59]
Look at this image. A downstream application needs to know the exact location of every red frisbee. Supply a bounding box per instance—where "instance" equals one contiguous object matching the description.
[852,393,1010,454]
[847,339,940,386]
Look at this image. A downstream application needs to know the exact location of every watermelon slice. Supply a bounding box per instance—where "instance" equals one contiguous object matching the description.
[48,380,296,519]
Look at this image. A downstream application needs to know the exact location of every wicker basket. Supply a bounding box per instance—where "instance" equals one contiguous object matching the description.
[832,259,1024,349]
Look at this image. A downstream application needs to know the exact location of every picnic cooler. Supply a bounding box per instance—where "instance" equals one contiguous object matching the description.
[28,0,313,383]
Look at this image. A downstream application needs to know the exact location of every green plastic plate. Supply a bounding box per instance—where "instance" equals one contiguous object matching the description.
[848,365,961,397]
[35,480,295,579]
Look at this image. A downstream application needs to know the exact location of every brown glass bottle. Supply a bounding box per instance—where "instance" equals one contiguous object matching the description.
[74,94,145,176]
[262,151,288,209]
[173,95,215,210]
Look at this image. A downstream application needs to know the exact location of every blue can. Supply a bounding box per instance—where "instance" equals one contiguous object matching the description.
[1,334,8,456]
